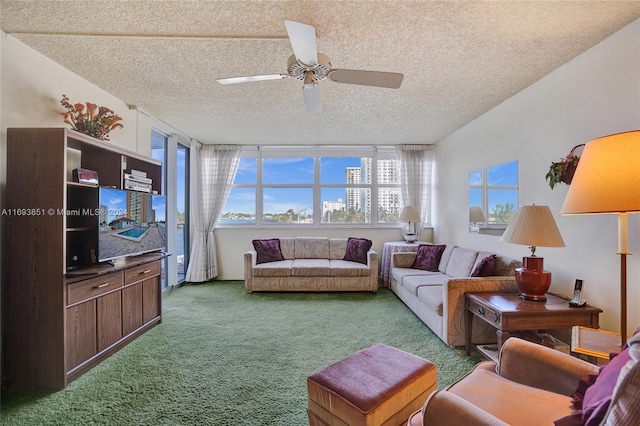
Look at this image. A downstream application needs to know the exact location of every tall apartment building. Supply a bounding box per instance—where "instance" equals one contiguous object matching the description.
[377,158,401,218]
[345,167,362,211]
[326,158,400,220]
[126,191,154,224]
[360,158,400,218]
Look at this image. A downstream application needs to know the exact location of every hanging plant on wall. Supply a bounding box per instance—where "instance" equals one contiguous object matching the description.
[545,144,585,189]
[60,94,123,141]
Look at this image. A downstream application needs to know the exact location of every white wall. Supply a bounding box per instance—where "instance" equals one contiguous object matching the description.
[0,32,143,152]
[0,32,173,285]
[434,20,640,335]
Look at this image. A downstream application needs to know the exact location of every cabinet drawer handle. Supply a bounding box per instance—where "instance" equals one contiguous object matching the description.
[140,269,152,275]
[94,282,110,289]
[478,307,485,316]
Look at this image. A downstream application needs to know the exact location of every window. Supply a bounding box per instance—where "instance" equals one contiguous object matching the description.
[176,143,189,283]
[469,160,518,234]
[220,147,406,227]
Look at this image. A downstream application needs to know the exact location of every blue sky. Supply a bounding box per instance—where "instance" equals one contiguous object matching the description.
[469,160,518,214]
[225,156,367,215]
[100,187,166,222]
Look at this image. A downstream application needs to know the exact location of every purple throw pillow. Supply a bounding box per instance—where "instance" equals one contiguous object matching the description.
[471,254,496,277]
[343,237,373,265]
[411,244,446,271]
[554,345,632,426]
[579,347,631,425]
[252,238,285,264]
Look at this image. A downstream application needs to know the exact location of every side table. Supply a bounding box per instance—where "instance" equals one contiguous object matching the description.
[571,326,622,365]
[380,241,421,288]
[466,292,603,361]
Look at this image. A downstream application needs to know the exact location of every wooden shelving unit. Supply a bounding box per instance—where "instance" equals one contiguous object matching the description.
[3,128,166,389]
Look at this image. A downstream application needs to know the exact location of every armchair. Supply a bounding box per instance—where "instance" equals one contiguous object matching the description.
[408,332,640,426]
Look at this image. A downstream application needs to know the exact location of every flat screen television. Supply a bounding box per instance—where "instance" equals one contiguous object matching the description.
[98,187,166,262]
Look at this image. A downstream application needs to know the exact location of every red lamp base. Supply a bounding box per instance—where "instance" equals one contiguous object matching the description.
[515,256,551,301]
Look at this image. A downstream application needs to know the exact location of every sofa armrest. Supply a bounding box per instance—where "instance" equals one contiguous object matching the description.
[419,390,509,426]
[497,337,599,396]
[367,249,379,270]
[391,252,417,268]
[243,250,257,291]
[444,277,519,347]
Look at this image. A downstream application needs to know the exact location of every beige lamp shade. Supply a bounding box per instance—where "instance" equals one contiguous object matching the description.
[562,131,640,215]
[561,130,639,343]
[469,206,486,223]
[400,205,421,223]
[500,205,565,254]
[501,204,564,301]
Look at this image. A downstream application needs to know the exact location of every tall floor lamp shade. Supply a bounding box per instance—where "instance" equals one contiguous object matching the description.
[562,130,640,345]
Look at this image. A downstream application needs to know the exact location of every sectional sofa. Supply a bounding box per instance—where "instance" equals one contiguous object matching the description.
[244,237,378,292]
[390,245,520,347]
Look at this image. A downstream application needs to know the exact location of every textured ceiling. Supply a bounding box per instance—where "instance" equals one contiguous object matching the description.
[2,1,639,145]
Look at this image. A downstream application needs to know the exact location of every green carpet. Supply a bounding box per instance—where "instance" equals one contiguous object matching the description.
[1,282,479,425]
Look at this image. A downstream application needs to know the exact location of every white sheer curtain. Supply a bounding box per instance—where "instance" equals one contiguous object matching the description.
[397,144,435,223]
[185,143,241,282]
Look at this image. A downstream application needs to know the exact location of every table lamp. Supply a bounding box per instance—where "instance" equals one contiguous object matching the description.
[469,206,486,233]
[562,130,640,345]
[500,204,565,301]
[400,205,421,243]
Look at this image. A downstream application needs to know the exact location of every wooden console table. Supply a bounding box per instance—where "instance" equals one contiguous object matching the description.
[465,292,602,360]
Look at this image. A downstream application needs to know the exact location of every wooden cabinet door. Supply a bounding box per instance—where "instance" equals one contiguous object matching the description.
[122,283,143,335]
[97,291,123,352]
[142,276,160,324]
[66,300,97,370]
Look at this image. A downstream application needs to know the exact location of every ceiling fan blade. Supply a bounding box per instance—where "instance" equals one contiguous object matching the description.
[284,20,318,66]
[329,69,404,89]
[216,74,289,85]
[302,84,322,113]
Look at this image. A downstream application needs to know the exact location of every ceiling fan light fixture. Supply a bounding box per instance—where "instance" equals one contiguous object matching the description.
[218,20,404,112]
[303,71,316,86]
[287,53,331,82]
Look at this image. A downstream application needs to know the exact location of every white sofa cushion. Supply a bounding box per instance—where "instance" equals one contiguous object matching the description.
[252,259,294,277]
[438,245,455,273]
[280,237,296,260]
[403,275,448,297]
[445,247,479,278]
[391,267,434,286]
[295,237,330,259]
[292,258,331,276]
[329,238,348,260]
[330,259,371,277]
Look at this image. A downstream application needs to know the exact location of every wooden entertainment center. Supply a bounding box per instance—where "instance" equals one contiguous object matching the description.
[3,128,166,389]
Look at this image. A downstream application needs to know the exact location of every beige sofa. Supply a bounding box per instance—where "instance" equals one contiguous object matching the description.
[244,237,378,292]
[390,245,520,347]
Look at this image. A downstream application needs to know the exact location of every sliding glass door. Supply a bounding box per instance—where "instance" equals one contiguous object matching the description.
[151,131,190,287]
[176,143,189,283]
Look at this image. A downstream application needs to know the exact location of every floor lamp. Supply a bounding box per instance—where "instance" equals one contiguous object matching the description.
[562,130,640,346]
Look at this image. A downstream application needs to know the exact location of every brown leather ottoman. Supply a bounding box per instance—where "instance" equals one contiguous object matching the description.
[307,343,436,426]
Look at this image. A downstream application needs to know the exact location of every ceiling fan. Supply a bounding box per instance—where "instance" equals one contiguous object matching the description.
[216,20,404,113]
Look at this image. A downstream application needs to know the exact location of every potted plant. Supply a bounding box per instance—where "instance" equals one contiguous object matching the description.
[545,145,584,189]
[60,94,123,141]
